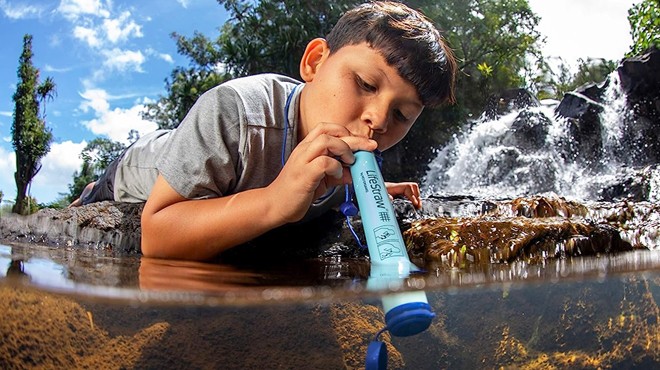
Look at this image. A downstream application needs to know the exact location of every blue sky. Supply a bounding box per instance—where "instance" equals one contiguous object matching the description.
[0,0,638,205]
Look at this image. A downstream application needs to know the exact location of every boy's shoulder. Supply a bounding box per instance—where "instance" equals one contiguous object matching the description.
[219,73,302,96]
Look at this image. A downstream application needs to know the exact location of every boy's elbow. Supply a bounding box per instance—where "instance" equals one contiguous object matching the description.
[140,211,159,258]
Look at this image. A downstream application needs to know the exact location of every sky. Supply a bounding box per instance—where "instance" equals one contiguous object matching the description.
[0,0,640,205]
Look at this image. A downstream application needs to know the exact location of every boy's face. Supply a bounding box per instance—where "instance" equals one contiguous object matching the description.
[299,40,424,151]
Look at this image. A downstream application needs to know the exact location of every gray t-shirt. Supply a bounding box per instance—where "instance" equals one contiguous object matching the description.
[113,73,343,219]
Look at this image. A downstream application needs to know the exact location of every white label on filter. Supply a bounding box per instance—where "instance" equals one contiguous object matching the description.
[374,225,404,259]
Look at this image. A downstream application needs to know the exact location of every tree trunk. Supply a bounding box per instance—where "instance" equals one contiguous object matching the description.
[13,158,31,216]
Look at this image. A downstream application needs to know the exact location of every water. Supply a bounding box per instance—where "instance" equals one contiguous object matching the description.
[423,72,659,202]
[4,242,660,369]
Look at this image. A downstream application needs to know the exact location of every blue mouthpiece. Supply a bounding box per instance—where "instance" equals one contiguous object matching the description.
[385,302,435,337]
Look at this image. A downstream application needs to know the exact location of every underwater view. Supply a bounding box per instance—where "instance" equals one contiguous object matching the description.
[4,243,660,369]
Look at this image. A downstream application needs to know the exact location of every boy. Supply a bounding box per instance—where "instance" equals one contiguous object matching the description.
[75,1,456,260]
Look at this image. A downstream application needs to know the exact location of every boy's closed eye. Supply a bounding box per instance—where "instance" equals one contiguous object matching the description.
[394,109,408,122]
[355,74,377,93]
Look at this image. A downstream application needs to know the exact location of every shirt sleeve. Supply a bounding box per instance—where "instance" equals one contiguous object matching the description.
[156,84,244,199]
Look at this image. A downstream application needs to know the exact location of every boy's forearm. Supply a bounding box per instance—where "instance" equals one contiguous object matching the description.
[141,187,285,261]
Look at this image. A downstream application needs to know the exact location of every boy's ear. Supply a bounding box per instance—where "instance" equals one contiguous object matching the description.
[300,38,330,82]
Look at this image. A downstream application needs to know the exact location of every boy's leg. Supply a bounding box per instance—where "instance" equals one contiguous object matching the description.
[78,158,121,206]
[68,181,96,207]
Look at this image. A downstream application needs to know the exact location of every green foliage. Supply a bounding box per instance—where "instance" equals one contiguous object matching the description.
[43,196,68,210]
[539,57,618,100]
[14,195,40,215]
[80,137,126,171]
[572,58,618,87]
[11,34,55,215]
[413,0,544,117]
[628,0,660,57]
[218,0,356,79]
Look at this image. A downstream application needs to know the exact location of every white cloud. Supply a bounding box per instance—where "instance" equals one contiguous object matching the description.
[103,11,142,43]
[145,48,174,64]
[78,89,157,144]
[57,0,110,21]
[0,111,12,117]
[101,48,146,73]
[44,65,73,73]
[0,0,47,19]
[31,140,88,203]
[0,146,16,202]
[79,88,110,113]
[73,25,102,48]
[177,0,190,9]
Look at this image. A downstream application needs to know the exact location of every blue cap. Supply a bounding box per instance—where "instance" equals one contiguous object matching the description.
[365,341,388,370]
[384,302,435,337]
[340,201,359,217]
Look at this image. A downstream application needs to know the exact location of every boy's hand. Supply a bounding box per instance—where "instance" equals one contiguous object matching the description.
[385,182,422,209]
[268,122,378,223]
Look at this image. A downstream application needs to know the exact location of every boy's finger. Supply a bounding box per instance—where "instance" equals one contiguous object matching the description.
[302,134,374,166]
[338,136,378,154]
[303,122,353,142]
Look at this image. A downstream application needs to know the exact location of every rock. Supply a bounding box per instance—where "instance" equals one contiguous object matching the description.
[404,216,634,265]
[500,110,551,152]
[483,88,541,121]
[2,195,658,265]
[0,202,144,254]
[618,47,660,99]
[555,88,606,119]
[598,165,660,202]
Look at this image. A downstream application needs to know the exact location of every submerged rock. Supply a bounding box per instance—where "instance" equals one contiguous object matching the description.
[404,216,633,265]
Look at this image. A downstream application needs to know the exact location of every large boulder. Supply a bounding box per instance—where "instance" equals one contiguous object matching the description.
[554,47,660,168]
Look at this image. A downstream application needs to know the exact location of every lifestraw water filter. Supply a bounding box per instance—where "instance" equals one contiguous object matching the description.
[349,151,435,370]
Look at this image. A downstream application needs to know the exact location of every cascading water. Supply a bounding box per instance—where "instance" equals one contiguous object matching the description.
[423,71,660,202]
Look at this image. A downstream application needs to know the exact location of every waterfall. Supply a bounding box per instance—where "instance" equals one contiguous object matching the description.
[422,72,659,202]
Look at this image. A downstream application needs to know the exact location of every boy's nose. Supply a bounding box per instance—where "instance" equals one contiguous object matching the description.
[361,109,388,134]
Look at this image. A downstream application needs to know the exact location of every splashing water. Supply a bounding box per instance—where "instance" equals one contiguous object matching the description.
[423,72,658,202]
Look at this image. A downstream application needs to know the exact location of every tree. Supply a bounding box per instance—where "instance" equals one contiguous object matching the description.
[142,0,356,129]
[628,0,660,57]
[217,0,356,79]
[11,34,55,215]
[572,58,618,87]
[410,0,543,116]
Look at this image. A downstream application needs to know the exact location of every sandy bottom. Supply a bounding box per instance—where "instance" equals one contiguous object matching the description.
[5,273,660,369]
[0,285,361,369]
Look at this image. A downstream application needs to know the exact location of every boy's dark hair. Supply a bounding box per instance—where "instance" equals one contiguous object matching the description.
[326,1,456,107]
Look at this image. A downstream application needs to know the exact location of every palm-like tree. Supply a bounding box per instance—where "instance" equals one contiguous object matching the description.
[37,76,57,121]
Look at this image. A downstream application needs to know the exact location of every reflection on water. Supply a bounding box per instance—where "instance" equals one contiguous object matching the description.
[4,242,660,369]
